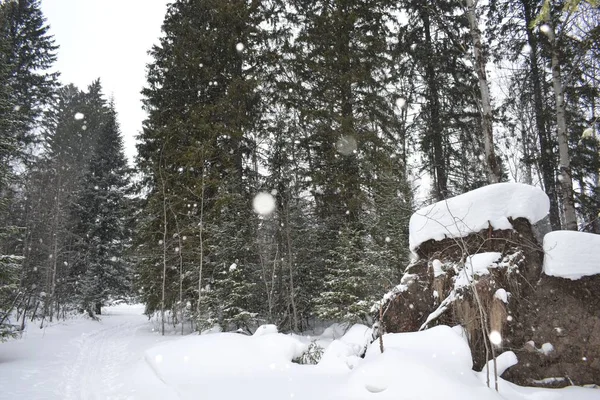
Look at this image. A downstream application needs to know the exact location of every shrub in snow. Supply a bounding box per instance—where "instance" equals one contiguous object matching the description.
[293,340,324,365]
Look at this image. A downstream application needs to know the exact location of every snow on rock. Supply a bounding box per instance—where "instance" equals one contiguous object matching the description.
[409,183,550,251]
[454,252,502,289]
[371,271,417,312]
[478,351,519,383]
[543,230,600,280]
[494,288,509,303]
[540,343,554,355]
[432,259,445,277]
[421,253,512,330]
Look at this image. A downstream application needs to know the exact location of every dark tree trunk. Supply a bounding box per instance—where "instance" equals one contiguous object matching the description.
[421,7,447,200]
[522,0,561,230]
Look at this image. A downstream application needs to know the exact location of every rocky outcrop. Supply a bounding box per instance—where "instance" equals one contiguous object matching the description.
[379,216,600,387]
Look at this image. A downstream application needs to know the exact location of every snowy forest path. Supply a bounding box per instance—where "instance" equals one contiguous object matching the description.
[0,304,170,399]
[62,317,141,400]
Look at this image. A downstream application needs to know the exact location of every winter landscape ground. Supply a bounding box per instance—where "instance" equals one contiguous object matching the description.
[1,302,599,400]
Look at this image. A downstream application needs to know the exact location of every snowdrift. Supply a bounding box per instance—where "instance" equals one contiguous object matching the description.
[138,323,599,400]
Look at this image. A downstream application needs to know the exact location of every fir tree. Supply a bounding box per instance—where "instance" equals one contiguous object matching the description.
[137,0,271,330]
[0,0,57,332]
[71,103,132,316]
[0,0,58,158]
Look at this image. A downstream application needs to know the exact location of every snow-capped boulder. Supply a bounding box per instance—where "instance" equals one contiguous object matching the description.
[377,183,600,388]
[409,183,549,252]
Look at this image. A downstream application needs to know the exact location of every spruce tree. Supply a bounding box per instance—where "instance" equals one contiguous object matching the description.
[0,0,57,332]
[0,0,58,159]
[71,103,132,316]
[285,0,413,322]
[137,0,271,330]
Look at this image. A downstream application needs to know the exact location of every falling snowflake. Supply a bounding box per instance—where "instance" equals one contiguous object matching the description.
[395,97,406,109]
[489,330,502,346]
[74,112,85,120]
[336,135,357,156]
[540,24,551,35]
[253,192,276,215]
[236,42,244,52]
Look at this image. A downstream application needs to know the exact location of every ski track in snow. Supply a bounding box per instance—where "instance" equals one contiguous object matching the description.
[0,305,163,400]
[63,320,138,400]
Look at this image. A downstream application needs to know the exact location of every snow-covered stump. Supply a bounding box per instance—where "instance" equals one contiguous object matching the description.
[377,183,600,387]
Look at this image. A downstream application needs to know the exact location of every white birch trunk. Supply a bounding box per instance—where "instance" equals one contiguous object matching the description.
[465,0,501,183]
[547,23,578,230]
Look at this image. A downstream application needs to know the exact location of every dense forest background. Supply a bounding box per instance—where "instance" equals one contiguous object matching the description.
[0,0,598,337]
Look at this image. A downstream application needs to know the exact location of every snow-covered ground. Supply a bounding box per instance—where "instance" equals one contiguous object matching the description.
[1,304,598,399]
[0,304,172,399]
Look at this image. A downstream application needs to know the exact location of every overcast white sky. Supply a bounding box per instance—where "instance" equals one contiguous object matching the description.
[41,0,170,164]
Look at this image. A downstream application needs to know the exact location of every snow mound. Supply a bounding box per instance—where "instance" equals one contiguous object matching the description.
[367,325,473,370]
[543,230,600,280]
[318,340,362,371]
[253,324,278,336]
[318,324,373,371]
[145,332,307,381]
[340,324,372,351]
[409,183,549,251]
[344,326,497,399]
